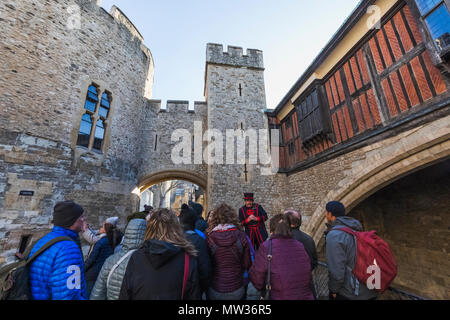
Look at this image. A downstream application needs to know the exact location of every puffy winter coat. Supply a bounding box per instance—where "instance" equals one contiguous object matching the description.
[28,226,87,300]
[249,235,314,300]
[90,219,147,300]
[326,216,378,300]
[119,239,201,300]
[206,227,252,293]
[84,236,114,282]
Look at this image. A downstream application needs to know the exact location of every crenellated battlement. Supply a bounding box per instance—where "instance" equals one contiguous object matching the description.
[206,43,264,70]
[146,99,207,114]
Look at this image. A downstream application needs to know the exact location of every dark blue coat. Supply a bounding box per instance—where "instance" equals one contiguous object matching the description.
[84,236,114,282]
[28,226,87,300]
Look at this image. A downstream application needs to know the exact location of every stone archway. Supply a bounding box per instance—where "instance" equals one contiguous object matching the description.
[304,115,450,244]
[138,169,208,211]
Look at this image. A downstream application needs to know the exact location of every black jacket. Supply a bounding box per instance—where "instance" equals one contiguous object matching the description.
[119,239,201,300]
[291,228,318,271]
[85,236,114,282]
[185,231,212,293]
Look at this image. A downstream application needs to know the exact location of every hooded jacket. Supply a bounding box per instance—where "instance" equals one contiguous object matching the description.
[119,239,200,300]
[28,226,87,300]
[206,227,252,293]
[326,216,378,300]
[90,219,147,300]
[249,235,314,300]
[185,231,212,293]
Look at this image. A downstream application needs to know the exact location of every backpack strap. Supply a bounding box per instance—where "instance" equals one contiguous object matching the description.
[261,239,272,300]
[181,253,189,300]
[26,236,74,265]
[107,249,136,289]
[337,227,357,236]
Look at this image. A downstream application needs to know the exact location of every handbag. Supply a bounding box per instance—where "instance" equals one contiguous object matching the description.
[260,239,272,300]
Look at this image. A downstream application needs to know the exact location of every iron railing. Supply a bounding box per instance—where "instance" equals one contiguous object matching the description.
[312,261,430,300]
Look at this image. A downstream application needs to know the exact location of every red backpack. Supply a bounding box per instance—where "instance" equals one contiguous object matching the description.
[338,227,398,293]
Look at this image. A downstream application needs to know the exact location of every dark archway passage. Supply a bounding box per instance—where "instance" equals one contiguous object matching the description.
[349,158,450,300]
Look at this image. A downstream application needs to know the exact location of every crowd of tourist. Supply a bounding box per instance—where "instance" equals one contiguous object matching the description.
[18,192,381,300]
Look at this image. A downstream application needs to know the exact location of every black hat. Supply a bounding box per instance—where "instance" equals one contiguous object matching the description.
[244,193,254,201]
[325,201,346,217]
[52,201,84,228]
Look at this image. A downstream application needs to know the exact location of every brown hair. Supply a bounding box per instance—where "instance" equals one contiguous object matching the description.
[144,208,197,256]
[206,203,242,234]
[269,214,292,237]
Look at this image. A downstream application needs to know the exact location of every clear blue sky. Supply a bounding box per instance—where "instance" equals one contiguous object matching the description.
[101,0,360,110]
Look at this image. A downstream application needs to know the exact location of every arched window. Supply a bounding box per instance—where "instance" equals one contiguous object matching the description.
[77,113,93,148]
[76,84,112,153]
[93,119,105,151]
[99,92,111,119]
[85,85,99,113]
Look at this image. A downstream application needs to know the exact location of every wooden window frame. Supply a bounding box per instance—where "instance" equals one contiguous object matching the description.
[294,80,332,148]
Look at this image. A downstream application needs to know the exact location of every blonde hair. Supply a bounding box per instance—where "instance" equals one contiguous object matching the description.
[145,208,197,256]
[206,203,242,234]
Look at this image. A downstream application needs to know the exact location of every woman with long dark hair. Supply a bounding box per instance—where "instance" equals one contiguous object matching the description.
[104,222,123,252]
[119,209,201,300]
[85,218,122,297]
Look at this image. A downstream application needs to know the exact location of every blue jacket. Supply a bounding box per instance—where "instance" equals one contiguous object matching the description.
[28,226,87,300]
[84,236,114,282]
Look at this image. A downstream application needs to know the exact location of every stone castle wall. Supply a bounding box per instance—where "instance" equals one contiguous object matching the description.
[0,0,154,264]
[350,159,450,300]
[1,2,448,302]
[138,100,209,188]
[204,44,288,215]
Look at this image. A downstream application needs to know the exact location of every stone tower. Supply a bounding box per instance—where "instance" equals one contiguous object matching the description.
[205,44,271,210]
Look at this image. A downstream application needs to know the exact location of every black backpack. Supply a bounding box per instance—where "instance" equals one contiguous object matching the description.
[0,236,73,300]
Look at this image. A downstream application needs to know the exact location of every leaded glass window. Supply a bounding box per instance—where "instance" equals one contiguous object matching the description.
[77,113,93,148]
[415,0,450,50]
[76,84,112,153]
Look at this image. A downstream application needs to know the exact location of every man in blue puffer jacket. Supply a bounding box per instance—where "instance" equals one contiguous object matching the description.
[28,201,88,300]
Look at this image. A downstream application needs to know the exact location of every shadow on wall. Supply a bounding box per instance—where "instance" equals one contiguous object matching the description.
[348,158,450,300]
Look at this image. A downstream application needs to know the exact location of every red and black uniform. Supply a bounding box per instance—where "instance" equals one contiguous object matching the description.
[239,204,268,251]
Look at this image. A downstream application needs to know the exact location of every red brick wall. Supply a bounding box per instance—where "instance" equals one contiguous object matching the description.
[279,2,448,171]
